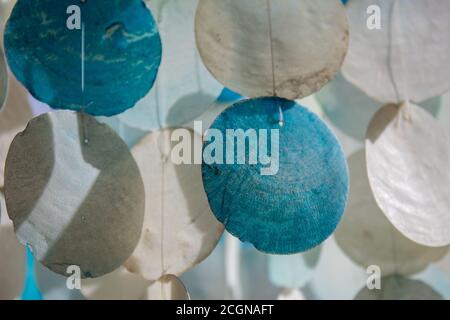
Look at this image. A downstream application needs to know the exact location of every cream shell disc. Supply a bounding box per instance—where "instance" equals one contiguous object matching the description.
[125,129,224,281]
[335,150,449,276]
[366,103,450,247]
[195,0,348,99]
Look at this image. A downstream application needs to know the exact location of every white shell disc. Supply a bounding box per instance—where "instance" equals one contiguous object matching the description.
[118,0,222,131]
[354,276,443,300]
[4,111,145,278]
[146,275,190,300]
[81,267,151,300]
[125,129,224,281]
[342,0,450,104]
[195,0,348,99]
[335,150,449,276]
[366,103,450,247]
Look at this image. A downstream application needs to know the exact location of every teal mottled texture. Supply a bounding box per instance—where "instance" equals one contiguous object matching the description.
[202,97,349,254]
[4,0,161,116]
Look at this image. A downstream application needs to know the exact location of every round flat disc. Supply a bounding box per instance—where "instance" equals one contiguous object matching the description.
[0,223,25,300]
[0,75,34,187]
[342,0,450,104]
[316,73,442,141]
[202,97,349,254]
[118,0,222,131]
[335,150,449,276]
[354,276,443,300]
[125,129,224,281]
[4,111,145,278]
[4,0,161,116]
[146,274,190,300]
[81,267,151,300]
[195,0,348,99]
[366,103,450,247]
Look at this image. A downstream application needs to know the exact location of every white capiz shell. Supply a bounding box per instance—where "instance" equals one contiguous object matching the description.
[4,111,145,278]
[366,103,450,247]
[146,275,190,300]
[342,0,450,104]
[195,0,348,99]
[335,150,449,276]
[81,267,151,300]
[125,129,224,281]
[118,0,222,131]
[0,223,25,300]
[0,76,34,187]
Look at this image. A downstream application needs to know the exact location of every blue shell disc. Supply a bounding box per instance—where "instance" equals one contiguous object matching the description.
[4,0,162,116]
[201,97,349,254]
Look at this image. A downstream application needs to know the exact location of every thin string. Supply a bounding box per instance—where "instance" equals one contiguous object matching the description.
[266,0,284,127]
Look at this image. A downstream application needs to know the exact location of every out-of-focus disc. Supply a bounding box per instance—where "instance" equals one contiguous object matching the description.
[0,223,25,300]
[0,76,33,187]
[146,275,190,300]
[119,0,222,131]
[125,129,224,281]
[336,150,449,276]
[195,0,348,99]
[342,0,450,104]
[366,103,450,247]
[81,267,151,300]
[4,111,145,278]
[4,0,161,116]
[0,46,7,111]
[354,276,443,300]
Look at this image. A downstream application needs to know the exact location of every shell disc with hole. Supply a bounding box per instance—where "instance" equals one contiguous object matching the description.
[118,0,222,131]
[316,73,442,141]
[335,150,449,276]
[366,103,450,247]
[4,111,145,278]
[125,129,224,281]
[354,276,443,300]
[4,0,161,116]
[195,0,348,99]
[342,0,450,104]
[202,97,349,254]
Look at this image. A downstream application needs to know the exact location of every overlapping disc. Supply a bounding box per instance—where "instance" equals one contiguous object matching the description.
[0,76,34,187]
[366,103,450,247]
[0,46,7,111]
[342,0,450,104]
[125,129,224,281]
[146,275,190,300]
[4,111,145,278]
[354,276,443,300]
[195,0,348,99]
[119,0,222,131]
[202,97,349,254]
[269,246,321,288]
[316,73,442,141]
[4,0,161,116]
[335,150,449,276]
[81,267,151,300]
